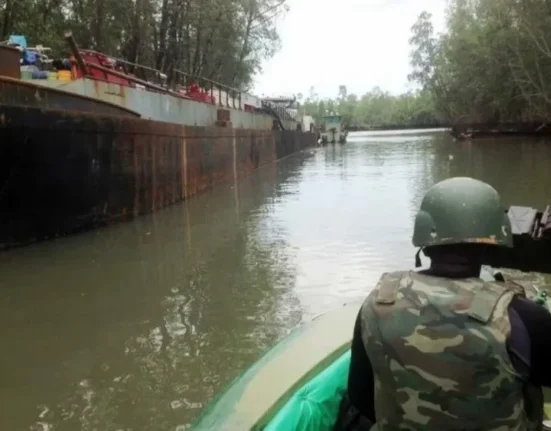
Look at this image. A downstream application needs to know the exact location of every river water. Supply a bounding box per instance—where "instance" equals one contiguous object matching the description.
[2,129,551,430]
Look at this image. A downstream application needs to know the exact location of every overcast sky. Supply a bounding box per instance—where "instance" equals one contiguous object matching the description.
[252,0,447,99]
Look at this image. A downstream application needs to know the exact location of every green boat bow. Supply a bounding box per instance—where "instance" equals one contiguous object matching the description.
[191,272,551,430]
[191,301,359,430]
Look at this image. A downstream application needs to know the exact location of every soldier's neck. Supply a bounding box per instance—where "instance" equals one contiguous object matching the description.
[425,262,482,279]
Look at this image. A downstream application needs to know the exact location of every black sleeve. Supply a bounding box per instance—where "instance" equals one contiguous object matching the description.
[347,309,376,422]
[510,296,551,387]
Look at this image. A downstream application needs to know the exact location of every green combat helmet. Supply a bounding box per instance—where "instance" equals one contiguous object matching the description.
[412,177,513,249]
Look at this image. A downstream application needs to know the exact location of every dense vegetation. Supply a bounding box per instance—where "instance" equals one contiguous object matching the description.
[305,0,551,128]
[299,86,443,130]
[0,0,286,90]
[409,0,551,125]
[4,0,551,127]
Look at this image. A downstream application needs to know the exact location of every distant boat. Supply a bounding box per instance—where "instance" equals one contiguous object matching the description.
[319,114,347,144]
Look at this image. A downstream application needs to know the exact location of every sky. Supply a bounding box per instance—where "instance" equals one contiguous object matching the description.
[252,0,448,99]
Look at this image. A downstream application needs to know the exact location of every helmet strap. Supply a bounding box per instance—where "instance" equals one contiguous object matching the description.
[415,248,423,268]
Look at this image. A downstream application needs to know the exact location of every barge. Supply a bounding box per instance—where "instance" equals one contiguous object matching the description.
[0,33,316,251]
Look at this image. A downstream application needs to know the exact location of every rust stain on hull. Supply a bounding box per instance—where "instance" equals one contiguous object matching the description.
[0,75,139,117]
[0,105,316,250]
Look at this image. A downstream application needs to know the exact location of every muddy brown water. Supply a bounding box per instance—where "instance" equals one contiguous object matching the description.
[2,129,551,430]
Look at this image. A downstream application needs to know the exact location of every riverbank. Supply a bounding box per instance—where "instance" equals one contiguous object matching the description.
[347,119,551,140]
[450,123,551,140]
[349,122,551,140]
[0,105,316,251]
[347,124,446,132]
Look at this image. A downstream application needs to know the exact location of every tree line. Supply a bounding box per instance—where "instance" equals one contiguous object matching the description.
[409,0,551,126]
[299,86,444,130]
[0,0,286,90]
[303,0,551,129]
[4,0,549,127]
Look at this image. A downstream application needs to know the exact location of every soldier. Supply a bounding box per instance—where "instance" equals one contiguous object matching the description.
[337,177,551,431]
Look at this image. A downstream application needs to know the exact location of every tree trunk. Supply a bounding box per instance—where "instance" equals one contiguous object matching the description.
[156,0,170,70]
[2,0,13,39]
[232,0,255,86]
[94,0,105,50]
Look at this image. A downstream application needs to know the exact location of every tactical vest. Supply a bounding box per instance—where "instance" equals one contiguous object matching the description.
[360,270,543,431]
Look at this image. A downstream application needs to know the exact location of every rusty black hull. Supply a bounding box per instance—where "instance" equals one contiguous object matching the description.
[0,105,316,250]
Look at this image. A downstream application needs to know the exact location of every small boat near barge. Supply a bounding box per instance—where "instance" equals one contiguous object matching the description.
[320,115,348,145]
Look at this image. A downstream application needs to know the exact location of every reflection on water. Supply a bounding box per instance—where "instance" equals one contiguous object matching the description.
[2,129,551,430]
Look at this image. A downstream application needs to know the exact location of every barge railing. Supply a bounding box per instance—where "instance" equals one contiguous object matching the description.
[64,31,253,111]
[173,69,242,110]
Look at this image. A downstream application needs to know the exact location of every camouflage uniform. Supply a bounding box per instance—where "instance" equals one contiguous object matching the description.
[359,178,543,430]
[361,270,542,430]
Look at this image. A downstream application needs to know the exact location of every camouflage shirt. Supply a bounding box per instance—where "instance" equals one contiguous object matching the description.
[360,270,542,431]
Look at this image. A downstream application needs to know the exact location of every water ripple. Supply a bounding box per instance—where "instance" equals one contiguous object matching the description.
[3,130,551,430]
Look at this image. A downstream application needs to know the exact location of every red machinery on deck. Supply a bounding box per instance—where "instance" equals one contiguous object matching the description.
[74,50,131,86]
[70,48,217,105]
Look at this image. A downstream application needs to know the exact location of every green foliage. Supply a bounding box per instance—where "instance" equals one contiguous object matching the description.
[409,1,551,124]
[300,86,443,129]
[0,0,287,89]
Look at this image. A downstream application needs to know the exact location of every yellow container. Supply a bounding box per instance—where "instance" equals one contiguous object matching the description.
[47,71,57,80]
[57,70,72,81]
